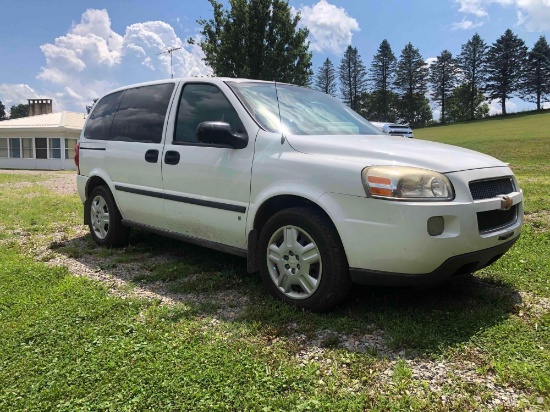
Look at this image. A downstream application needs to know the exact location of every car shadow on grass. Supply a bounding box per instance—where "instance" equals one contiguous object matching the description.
[52,229,522,358]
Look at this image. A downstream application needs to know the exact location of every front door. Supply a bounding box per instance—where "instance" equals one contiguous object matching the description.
[161,81,257,250]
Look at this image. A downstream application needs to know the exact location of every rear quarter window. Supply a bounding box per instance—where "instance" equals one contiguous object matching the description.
[83,91,124,140]
[109,83,175,143]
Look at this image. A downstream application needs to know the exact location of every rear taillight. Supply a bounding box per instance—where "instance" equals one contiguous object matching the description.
[74,142,80,174]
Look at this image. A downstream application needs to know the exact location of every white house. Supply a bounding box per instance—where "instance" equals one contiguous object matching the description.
[0,104,85,170]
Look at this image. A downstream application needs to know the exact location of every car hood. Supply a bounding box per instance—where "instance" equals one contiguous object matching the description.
[286,133,506,173]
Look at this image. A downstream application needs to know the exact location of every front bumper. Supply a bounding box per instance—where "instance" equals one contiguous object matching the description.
[317,167,523,275]
[349,236,518,286]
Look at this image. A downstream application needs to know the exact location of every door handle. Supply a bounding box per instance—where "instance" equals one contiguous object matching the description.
[164,150,180,165]
[145,149,159,163]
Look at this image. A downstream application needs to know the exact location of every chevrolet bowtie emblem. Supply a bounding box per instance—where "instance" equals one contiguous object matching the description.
[498,195,513,211]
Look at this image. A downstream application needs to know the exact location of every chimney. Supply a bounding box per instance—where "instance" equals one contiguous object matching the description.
[28,99,53,116]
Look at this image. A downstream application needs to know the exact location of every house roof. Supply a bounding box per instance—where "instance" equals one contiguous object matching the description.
[0,111,86,130]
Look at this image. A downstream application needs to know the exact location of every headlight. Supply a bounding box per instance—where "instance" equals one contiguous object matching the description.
[361,166,454,201]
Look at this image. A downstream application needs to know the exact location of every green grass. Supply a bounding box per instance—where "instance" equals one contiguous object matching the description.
[0,173,49,184]
[1,113,550,412]
[0,184,80,234]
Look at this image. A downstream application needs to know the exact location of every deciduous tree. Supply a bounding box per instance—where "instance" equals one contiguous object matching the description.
[9,104,29,119]
[194,0,313,85]
[356,90,400,123]
[485,29,527,115]
[86,98,99,114]
[447,83,489,123]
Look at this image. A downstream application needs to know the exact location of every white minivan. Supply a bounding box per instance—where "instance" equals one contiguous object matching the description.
[76,78,523,311]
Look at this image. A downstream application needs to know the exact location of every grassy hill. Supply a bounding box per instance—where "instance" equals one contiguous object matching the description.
[415,111,550,213]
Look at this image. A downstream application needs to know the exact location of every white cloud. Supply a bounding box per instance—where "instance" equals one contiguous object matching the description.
[513,0,550,31]
[0,84,43,112]
[295,0,359,55]
[450,17,485,30]
[16,8,212,112]
[426,57,438,67]
[122,21,209,78]
[454,0,550,31]
[0,84,66,116]
[455,0,490,17]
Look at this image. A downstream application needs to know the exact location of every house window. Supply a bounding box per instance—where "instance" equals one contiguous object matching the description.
[65,138,77,159]
[49,138,61,159]
[9,138,21,158]
[34,138,64,159]
[22,138,33,158]
[0,138,7,158]
[36,138,48,159]
[0,138,34,158]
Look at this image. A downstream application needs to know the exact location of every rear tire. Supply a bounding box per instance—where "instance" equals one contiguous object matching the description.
[258,207,351,312]
[87,186,130,247]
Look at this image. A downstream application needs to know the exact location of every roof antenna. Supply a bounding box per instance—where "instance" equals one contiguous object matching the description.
[273,80,285,145]
[158,46,183,79]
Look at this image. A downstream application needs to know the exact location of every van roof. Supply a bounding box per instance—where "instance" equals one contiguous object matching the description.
[105,77,292,95]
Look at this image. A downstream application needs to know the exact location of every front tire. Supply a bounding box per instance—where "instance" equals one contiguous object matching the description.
[258,207,351,312]
[87,186,130,247]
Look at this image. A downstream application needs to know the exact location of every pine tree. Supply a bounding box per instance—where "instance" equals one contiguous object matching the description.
[522,36,550,111]
[369,39,397,121]
[457,33,488,120]
[339,45,368,110]
[429,50,459,124]
[485,29,528,115]
[315,58,337,97]
[394,43,431,125]
[195,0,313,85]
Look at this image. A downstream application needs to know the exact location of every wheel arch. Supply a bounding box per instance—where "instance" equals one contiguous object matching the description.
[86,175,108,199]
[83,172,119,225]
[247,194,344,273]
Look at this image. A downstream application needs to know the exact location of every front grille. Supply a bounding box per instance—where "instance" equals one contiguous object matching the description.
[469,177,514,200]
[477,205,518,232]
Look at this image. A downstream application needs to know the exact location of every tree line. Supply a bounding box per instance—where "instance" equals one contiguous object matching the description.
[195,0,550,126]
[0,102,29,121]
[316,30,550,125]
[3,0,549,126]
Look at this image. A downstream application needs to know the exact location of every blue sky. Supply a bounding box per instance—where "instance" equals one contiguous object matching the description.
[1,0,549,116]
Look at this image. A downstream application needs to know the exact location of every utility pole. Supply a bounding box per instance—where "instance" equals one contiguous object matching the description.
[158,46,183,79]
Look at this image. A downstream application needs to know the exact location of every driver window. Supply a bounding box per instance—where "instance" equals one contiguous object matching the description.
[174,83,245,144]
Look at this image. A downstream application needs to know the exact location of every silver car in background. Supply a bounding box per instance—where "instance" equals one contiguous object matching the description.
[371,122,414,138]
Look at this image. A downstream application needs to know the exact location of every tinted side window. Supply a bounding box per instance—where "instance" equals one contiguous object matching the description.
[84,91,123,140]
[110,83,175,144]
[174,83,245,144]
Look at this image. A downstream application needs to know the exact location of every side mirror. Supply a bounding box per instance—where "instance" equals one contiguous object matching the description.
[196,121,248,149]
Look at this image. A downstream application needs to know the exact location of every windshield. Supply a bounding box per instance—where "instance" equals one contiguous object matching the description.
[227,82,383,136]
